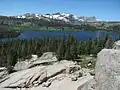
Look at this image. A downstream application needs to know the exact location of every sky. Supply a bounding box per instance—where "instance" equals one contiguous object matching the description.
[0,0,120,21]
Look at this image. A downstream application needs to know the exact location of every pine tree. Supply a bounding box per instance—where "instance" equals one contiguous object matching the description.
[105,36,114,49]
[56,39,65,60]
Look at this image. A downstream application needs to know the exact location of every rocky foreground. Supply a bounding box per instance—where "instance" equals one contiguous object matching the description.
[1,40,120,90]
[0,52,94,90]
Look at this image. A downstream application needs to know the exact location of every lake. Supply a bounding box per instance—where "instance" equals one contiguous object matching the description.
[0,30,120,41]
[18,30,120,40]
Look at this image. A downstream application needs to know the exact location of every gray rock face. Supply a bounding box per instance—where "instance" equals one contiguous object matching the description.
[0,59,94,90]
[0,60,78,88]
[95,49,120,90]
[14,61,29,71]
[0,67,8,79]
[28,52,58,68]
[0,52,95,90]
[42,81,51,87]
[78,78,96,90]
[113,40,120,50]
[14,55,38,71]
[14,52,58,71]
[38,52,56,60]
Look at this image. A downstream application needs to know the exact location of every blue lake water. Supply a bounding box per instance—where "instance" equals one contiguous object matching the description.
[18,30,120,40]
[1,30,120,41]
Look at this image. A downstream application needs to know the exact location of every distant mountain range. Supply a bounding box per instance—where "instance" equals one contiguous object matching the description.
[14,12,98,23]
[0,12,120,32]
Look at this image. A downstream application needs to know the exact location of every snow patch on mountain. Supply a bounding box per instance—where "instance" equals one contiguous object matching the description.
[15,12,97,23]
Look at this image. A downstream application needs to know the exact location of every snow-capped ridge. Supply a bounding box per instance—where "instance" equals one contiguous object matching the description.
[15,12,97,23]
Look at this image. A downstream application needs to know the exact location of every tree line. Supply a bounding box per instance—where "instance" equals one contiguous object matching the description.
[0,31,20,39]
[0,35,113,69]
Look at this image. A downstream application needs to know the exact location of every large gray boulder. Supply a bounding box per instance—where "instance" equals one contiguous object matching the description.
[95,49,120,90]
[14,54,38,71]
[28,52,58,68]
[38,52,56,60]
[14,61,30,71]
[14,52,58,71]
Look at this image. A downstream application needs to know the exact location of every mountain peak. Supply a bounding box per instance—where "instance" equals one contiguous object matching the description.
[15,12,98,23]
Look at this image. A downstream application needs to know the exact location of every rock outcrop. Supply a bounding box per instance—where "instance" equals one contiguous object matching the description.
[0,60,76,88]
[113,40,120,50]
[95,49,120,90]
[14,52,57,71]
[28,52,57,68]
[0,52,94,90]
[0,67,8,80]
[0,60,93,90]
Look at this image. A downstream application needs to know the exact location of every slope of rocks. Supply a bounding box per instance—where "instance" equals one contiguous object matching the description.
[0,52,94,90]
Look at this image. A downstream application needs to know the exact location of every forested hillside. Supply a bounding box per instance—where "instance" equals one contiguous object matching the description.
[0,35,113,69]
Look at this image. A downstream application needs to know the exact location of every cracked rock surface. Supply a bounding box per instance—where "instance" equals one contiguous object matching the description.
[0,52,93,90]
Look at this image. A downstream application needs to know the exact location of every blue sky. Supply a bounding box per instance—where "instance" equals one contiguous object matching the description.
[0,0,120,21]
